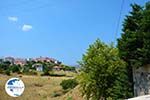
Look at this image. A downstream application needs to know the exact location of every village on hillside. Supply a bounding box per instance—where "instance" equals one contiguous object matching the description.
[0,56,76,76]
[0,56,79,100]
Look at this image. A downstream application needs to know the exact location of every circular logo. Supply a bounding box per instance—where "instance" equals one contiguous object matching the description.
[5,78,25,97]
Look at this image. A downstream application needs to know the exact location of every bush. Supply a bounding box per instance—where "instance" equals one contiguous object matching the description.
[41,71,50,76]
[5,69,10,76]
[43,68,50,76]
[23,70,37,75]
[49,73,66,77]
[22,67,29,73]
[60,79,78,90]
[10,65,20,73]
[63,65,76,71]
[41,70,50,76]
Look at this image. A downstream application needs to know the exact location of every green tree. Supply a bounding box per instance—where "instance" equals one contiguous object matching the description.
[62,65,76,71]
[10,65,20,73]
[78,39,131,100]
[117,3,143,67]
[117,2,150,96]
[25,61,36,69]
[43,66,50,75]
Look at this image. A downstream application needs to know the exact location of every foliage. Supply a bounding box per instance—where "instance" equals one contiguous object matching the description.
[42,62,54,71]
[78,39,131,100]
[23,70,37,75]
[10,65,20,73]
[118,2,150,68]
[0,61,11,71]
[0,58,64,76]
[63,65,76,71]
[0,62,21,74]
[5,69,10,76]
[60,79,78,90]
[49,73,66,77]
[25,61,36,70]
[22,66,30,73]
[43,66,50,75]
[117,2,150,96]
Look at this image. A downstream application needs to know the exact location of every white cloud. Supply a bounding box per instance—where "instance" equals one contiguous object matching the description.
[8,16,18,22]
[22,24,32,32]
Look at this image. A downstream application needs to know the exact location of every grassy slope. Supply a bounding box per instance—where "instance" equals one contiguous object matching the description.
[0,74,71,100]
[61,85,84,100]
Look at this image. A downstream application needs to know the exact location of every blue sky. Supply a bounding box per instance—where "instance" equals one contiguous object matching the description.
[0,0,148,65]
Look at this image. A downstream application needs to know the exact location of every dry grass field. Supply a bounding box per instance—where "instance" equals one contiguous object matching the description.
[0,74,82,100]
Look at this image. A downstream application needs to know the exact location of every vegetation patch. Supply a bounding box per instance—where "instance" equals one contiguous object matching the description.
[60,79,78,90]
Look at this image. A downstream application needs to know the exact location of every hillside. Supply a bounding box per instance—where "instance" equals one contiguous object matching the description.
[0,74,80,100]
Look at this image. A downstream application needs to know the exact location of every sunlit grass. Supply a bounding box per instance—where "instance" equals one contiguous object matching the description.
[0,74,71,100]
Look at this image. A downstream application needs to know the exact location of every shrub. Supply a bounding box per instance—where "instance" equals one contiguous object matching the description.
[60,79,78,90]
[23,70,37,75]
[22,67,29,73]
[43,68,50,76]
[49,73,66,77]
[5,69,10,76]
[10,65,20,73]
[41,71,50,76]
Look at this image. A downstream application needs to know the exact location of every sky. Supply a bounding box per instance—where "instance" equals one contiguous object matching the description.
[0,0,148,65]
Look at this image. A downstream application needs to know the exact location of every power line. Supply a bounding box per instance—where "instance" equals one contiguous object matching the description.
[114,0,125,42]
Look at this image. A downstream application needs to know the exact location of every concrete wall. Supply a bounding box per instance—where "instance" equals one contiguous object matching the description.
[133,64,150,96]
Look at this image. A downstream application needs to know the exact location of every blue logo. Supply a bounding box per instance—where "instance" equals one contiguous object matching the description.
[5,78,25,97]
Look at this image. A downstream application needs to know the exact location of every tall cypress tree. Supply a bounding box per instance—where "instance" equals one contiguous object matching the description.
[117,2,150,96]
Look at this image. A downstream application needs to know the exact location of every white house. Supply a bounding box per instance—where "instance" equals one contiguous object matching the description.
[32,64,43,71]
